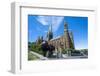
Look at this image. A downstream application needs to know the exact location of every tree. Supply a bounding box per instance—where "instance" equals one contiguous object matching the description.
[28,42,43,55]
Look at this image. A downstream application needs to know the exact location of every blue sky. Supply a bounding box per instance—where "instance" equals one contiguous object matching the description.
[28,15,88,49]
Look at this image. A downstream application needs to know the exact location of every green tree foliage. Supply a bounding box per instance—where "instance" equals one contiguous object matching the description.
[70,41,75,49]
[28,42,43,55]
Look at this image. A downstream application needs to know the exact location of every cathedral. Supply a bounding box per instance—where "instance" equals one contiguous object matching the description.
[36,21,75,51]
[46,21,75,50]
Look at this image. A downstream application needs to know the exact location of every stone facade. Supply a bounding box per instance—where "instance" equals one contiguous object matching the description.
[47,22,75,51]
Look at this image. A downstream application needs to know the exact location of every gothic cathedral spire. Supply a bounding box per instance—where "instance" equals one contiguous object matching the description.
[47,24,53,41]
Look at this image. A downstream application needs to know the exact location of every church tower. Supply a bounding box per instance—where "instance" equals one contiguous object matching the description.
[47,24,53,41]
[64,21,70,49]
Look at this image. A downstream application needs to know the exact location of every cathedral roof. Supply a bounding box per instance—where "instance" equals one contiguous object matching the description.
[50,35,63,41]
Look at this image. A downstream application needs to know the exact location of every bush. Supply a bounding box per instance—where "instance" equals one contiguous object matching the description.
[28,42,44,55]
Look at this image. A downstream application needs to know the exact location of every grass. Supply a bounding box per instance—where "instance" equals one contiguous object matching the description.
[28,51,40,60]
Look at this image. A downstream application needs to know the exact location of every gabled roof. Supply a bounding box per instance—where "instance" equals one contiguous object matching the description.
[50,35,63,41]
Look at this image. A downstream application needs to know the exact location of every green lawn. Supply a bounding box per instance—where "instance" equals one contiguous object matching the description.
[28,52,40,60]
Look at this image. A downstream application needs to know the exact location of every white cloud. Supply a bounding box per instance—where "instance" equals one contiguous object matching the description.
[37,16,50,25]
[36,16,64,32]
[52,16,64,32]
